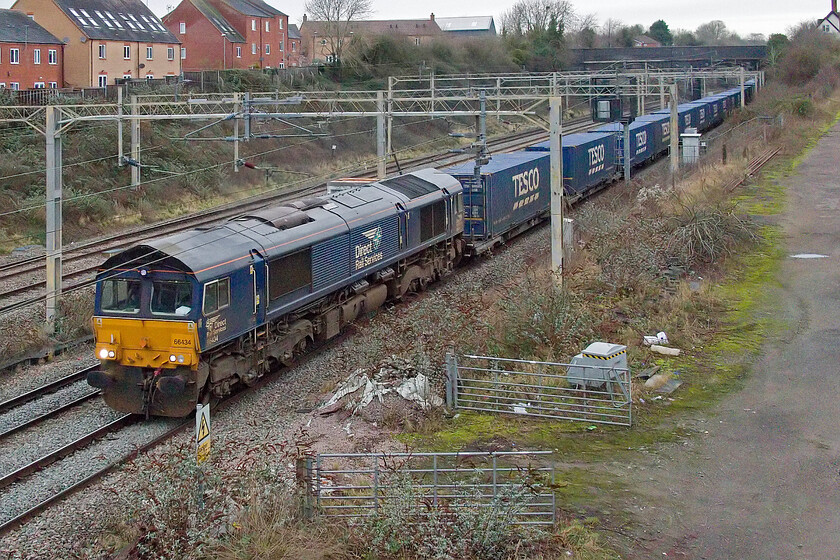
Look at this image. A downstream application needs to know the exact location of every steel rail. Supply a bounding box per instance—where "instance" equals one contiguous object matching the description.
[0,414,136,492]
[0,366,98,415]
[0,390,100,439]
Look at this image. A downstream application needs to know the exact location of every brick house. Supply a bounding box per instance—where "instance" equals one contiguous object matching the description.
[300,13,441,64]
[0,9,64,89]
[11,0,180,87]
[163,0,291,71]
[633,34,661,48]
[287,22,300,66]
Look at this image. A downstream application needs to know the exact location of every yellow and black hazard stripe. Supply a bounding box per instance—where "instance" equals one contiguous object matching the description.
[581,349,626,361]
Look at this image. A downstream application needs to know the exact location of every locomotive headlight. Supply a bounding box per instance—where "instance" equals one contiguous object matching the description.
[177,355,185,363]
[107,350,115,359]
[98,348,109,360]
[169,354,178,363]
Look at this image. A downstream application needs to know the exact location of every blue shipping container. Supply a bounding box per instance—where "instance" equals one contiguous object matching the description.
[652,104,699,134]
[590,121,656,168]
[633,114,672,157]
[443,151,550,242]
[526,132,618,196]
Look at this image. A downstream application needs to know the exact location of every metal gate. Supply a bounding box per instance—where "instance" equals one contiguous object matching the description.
[445,353,632,426]
[303,451,555,525]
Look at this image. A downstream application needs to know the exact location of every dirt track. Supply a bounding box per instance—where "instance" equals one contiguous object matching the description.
[625,123,840,558]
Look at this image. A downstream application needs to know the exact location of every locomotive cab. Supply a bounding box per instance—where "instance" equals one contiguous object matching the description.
[89,255,204,417]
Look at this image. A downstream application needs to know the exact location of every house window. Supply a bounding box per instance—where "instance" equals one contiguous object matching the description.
[824,23,831,32]
[49,81,57,88]
[415,37,421,46]
[278,18,283,30]
[33,82,45,88]
[167,47,174,60]
[98,44,106,59]
[10,82,19,90]
[251,19,256,31]
[48,49,57,64]
[265,44,270,54]
[10,48,19,64]
[146,74,154,80]
[123,74,131,79]
[251,43,256,54]
[146,46,153,59]
[179,22,185,34]
[181,47,186,59]
[291,42,296,52]
[236,46,241,58]
[98,74,107,87]
[33,49,41,64]
[123,45,130,59]
[265,20,269,32]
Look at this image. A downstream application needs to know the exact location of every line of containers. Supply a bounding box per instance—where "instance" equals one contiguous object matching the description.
[444,79,756,253]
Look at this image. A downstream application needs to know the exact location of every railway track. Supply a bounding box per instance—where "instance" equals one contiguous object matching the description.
[0,118,597,315]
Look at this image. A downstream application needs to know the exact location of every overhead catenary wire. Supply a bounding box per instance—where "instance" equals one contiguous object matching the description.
[0,117,469,317]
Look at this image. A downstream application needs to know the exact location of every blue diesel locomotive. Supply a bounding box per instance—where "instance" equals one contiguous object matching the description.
[89,80,757,416]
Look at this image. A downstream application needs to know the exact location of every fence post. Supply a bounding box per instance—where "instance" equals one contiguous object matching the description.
[492,454,498,498]
[433,454,438,507]
[445,352,457,409]
[296,454,314,518]
[373,461,380,513]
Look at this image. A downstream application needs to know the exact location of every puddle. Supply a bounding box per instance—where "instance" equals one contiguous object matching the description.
[790,254,829,259]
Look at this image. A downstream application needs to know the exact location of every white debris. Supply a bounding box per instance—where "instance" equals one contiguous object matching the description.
[650,345,681,357]
[321,360,443,416]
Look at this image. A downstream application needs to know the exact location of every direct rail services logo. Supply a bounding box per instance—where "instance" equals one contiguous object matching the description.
[355,225,384,270]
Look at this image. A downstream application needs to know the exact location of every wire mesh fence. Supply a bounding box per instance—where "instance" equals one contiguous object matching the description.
[302,451,556,526]
[445,353,633,426]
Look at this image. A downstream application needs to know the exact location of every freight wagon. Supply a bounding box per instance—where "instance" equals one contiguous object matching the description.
[589,120,657,170]
[443,151,550,255]
[525,131,619,199]
[633,114,672,157]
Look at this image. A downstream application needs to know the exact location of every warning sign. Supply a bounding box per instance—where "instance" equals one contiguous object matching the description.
[196,404,210,465]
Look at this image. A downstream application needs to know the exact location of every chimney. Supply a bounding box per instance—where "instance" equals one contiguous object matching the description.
[302,13,307,23]
[834,0,838,13]
[430,12,435,21]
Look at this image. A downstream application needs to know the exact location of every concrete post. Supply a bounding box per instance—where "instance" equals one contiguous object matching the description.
[740,66,746,109]
[670,84,679,176]
[386,76,393,155]
[549,97,564,285]
[117,86,123,167]
[130,95,140,188]
[233,92,240,172]
[623,122,631,182]
[659,76,665,110]
[45,106,63,333]
[377,91,386,180]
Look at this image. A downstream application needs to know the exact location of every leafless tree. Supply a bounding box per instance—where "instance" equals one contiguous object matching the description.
[500,0,575,36]
[602,18,622,47]
[695,20,740,45]
[304,0,372,63]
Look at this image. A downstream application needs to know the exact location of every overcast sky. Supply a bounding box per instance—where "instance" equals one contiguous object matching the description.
[0,0,830,38]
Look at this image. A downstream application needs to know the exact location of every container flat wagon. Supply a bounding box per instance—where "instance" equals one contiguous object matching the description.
[443,151,551,255]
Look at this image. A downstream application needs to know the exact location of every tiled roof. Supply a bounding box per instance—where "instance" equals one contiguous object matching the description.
[0,9,64,44]
[218,0,285,18]
[191,0,244,42]
[52,0,179,42]
[287,22,299,39]
[435,16,494,32]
